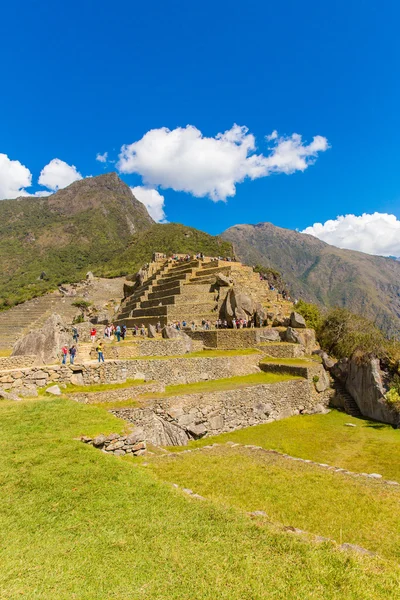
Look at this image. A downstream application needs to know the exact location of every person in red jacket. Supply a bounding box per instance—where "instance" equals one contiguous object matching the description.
[90,327,97,342]
[61,345,68,365]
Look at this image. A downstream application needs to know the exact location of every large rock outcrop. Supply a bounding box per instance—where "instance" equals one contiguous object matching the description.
[221,288,255,323]
[12,314,71,366]
[345,356,399,426]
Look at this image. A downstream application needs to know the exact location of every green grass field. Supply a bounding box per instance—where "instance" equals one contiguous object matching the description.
[0,397,399,598]
[170,410,400,481]
[148,445,400,561]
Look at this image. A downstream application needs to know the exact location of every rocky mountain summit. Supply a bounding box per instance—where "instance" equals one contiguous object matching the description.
[222,222,400,338]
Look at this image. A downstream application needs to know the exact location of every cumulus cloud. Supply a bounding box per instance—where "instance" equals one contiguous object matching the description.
[38,158,82,192]
[0,153,32,199]
[302,212,400,257]
[130,186,167,222]
[117,124,329,201]
[96,152,108,163]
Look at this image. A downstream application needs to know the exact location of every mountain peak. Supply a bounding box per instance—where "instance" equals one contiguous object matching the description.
[46,172,154,225]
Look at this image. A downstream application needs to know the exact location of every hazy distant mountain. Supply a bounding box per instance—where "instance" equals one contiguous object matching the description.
[222,222,400,337]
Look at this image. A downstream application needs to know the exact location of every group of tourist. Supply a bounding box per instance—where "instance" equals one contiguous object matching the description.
[61,344,77,364]
[168,252,234,263]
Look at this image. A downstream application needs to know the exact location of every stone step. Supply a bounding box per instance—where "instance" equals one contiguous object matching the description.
[130,301,216,319]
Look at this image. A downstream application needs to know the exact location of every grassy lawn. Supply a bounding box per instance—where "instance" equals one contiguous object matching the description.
[0,349,11,357]
[260,356,318,366]
[148,445,400,561]
[0,397,398,598]
[171,410,400,481]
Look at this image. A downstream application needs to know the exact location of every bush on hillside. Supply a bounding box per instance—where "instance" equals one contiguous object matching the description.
[318,307,387,359]
[294,300,324,332]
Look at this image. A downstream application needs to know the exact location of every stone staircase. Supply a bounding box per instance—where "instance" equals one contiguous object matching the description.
[334,381,362,418]
[0,296,80,351]
[116,259,225,328]
[116,256,293,329]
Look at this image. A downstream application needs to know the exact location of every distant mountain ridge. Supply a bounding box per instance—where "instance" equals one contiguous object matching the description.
[222,222,400,338]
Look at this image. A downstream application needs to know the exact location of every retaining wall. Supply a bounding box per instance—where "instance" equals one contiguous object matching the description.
[0,353,262,390]
[112,379,319,446]
[0,355,36,369]
[69,382,165,404]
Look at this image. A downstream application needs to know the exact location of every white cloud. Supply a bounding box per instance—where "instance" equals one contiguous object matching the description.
[117,124,329,201]
[96,152,108,163]
[130,186,167,223]
[266,130,278,141]
[0,153,32,199]
[302,212,400,257]
[38,158,82,192]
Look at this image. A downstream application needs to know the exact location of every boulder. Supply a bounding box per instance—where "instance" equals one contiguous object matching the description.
[86,271,95,280]
[126,428,145,445]
[221,288,255,322]
[216,273,233,287]
[0,387,20,401]
[46,385,62,396]
[284,327,301,344]
[259,328,281,342]
[290,312,306,328]
[312,350,336,370]
[147,324,157,338]
[186,423,207,439]
[70,372,84,386]
[93,434,107,447]
[12,314,71,366]
[272,315,290,327]
[18,386,38,397]
[346,356,400,426]
[162,327,192,353]
[314,369,330,393]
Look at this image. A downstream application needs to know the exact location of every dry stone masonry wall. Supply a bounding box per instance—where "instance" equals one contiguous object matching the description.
[112,379,323,446]
[0,354,262,391]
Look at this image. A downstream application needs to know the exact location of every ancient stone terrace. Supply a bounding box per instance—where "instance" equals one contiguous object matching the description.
[116,255,289,329]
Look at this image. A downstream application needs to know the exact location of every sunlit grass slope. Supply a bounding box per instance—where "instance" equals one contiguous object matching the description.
[0,398,398,599]
[170,410,400,481]
[149,445,400,561]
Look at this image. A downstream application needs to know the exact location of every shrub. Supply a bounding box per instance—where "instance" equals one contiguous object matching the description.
[294,300,323,332]
[317,307,387,359]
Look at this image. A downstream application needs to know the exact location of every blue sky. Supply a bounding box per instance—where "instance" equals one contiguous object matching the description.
[1,0,400,254]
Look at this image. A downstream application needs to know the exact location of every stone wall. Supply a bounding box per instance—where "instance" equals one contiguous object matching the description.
[112,379,319,446]
[258,342,304,358]
[0,353,262,391]
[0,355,36,369]
[69,382,165,404]
[89,339,204,360]
[187,328,281,349]
[80,429,146,457]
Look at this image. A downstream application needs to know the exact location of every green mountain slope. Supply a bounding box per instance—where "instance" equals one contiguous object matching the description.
[0,173,233,308]
[0,173,154,307]
[222,222,400,337]
[98,222,234,277]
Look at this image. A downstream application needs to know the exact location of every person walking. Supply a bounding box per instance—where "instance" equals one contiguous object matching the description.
[115,324,121,342]
[121,324,127,340]
[69,345,77,364]
[90,327,97,342]
[96,342,105,363]
[61,345,68,365]
[72,326,79,343]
